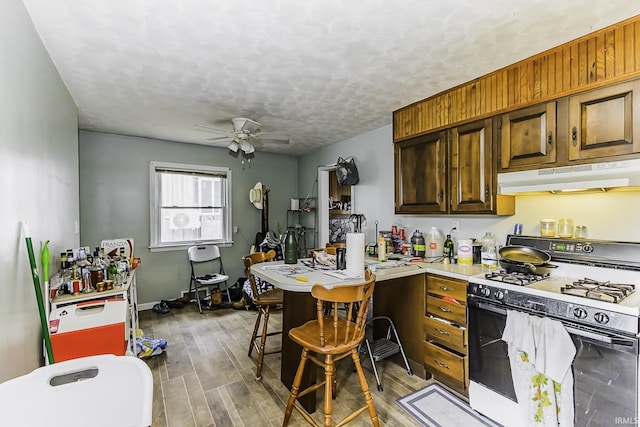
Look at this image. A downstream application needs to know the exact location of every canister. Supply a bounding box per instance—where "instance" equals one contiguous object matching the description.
[457,239,473,265]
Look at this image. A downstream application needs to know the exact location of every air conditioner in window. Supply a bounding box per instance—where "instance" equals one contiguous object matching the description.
[169,211,202,230]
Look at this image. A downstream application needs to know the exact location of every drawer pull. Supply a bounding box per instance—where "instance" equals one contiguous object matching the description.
[439,286,453,292]
[435,359,450,370]
[438,306,452,313]
[435,328,450,335]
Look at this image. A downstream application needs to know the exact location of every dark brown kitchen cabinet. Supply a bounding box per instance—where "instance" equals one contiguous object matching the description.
[500,101,557,170]
[424,274,468,395]
[395,119,514,215]
[394,130,448,214]
[568,80,640,161]
[450,119,494,213]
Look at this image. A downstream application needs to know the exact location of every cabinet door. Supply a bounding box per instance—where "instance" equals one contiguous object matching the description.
[450,119,493,213]
[569,80,640,161]
[500,102,557,169]
[394,131,448,214]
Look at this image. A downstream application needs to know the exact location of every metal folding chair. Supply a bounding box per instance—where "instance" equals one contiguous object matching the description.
[188,245,230,313]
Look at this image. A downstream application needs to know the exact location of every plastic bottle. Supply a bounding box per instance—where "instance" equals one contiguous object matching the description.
[481,232,497,270]
[426,227,444,260]
[377,236,387,262]
[410,230,425,257]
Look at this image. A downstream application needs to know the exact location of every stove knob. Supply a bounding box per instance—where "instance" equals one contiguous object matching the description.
[573,307,587,319]
[480,287,491,297]
[494,290,505,301]
[594,312,609,324]
[582,244,594,253]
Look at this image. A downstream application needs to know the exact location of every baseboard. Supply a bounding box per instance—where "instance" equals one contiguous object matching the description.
[139,301,158,311]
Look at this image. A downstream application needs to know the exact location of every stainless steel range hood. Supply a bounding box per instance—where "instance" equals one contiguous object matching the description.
[497,159,640,194]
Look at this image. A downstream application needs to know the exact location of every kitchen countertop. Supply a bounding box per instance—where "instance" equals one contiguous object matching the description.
[251,258,485,292]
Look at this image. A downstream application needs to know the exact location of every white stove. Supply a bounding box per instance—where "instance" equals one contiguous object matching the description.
[467,235,640,427]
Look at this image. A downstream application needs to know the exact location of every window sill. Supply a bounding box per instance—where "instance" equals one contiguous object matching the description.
[149,241,234,252]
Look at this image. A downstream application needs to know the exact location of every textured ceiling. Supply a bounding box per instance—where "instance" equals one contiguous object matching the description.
[21,1,640,156]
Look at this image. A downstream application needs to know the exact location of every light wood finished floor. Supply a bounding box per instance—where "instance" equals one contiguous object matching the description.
[139,304,430,426]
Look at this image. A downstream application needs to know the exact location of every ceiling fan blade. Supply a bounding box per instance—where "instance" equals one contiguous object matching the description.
[232,117,261,134]
[255,132,289,144]
[207,136,234,143]
[195,123,233,135]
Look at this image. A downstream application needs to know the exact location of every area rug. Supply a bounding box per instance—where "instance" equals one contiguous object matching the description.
[397,383,502,427]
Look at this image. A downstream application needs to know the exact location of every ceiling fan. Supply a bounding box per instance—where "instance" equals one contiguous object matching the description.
[196,117,289,155]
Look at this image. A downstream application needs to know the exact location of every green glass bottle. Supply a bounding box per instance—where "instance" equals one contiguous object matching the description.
[443,234,454,263]
[284,228,298,264]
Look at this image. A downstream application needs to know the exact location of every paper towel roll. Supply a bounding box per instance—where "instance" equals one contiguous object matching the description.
[346,233,365,278]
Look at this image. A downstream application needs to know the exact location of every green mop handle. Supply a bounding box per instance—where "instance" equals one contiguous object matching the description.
[22,222,54,364]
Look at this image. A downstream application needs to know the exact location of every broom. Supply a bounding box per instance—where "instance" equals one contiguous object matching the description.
[21,221,54,364]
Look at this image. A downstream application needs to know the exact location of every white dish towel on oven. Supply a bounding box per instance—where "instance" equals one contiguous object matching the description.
[502,310,576,426]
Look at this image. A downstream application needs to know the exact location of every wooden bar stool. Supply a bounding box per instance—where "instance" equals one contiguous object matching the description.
[283,270,378,427]
[243,250,283,381]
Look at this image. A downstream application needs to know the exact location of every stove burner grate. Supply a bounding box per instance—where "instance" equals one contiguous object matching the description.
[560,278,636,303]
[485,270,550,286]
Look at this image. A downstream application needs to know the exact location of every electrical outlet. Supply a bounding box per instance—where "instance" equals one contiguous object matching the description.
[451,220,460,232]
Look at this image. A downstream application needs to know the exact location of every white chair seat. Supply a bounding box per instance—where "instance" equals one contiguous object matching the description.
[196,273,229,285]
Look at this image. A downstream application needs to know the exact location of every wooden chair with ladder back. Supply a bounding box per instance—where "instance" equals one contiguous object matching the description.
[242,249,283,381]
[283,270,378,427]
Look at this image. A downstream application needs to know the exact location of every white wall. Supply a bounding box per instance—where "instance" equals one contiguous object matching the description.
[299,124,640,247]
[0,0,79,381]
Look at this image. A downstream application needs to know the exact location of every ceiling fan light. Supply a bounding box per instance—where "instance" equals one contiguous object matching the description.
[227,141,239,152]
[240,141,255,154]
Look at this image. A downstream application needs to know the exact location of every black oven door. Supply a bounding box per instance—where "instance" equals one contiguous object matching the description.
[468,295,639,426]
[468,296,516,401]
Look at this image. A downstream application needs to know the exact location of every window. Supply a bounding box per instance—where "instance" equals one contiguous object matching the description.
[150,161,232,251]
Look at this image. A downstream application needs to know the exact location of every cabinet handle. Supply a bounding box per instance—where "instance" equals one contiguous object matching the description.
[435,359,450,369]
[485,185,489,198]
[439,286,453,292]
[547,131,553,148]
[438,306,452,313]
[572,127,578,147]
[435,328,450,335]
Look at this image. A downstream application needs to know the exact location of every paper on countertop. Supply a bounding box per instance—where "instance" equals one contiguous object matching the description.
[324,270,363,280]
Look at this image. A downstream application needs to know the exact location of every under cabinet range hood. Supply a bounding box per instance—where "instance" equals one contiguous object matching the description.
[497,159,640,194]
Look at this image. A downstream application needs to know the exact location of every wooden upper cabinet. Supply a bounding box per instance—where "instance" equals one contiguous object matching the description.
[393,16,640,143]
[394,131,447,214]
[568,80,640,161]
[500,102,557,170]
[451,119,493,213]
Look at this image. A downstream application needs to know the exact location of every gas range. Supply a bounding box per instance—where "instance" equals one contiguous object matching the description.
[467,235,640,335]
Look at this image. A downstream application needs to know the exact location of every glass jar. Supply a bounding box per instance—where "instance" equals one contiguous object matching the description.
[558,218,574,238]
[540,219,557,237]
[575,225,588,239]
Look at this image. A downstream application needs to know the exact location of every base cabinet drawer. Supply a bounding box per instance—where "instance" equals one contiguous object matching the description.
[427,275,467,301]
[423,341,468,393]
[424,316,467,355]
[426,296,466,325]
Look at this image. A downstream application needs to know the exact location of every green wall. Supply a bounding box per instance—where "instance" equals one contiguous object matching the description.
[79,131,298,305]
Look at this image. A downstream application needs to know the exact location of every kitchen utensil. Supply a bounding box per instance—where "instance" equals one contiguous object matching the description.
[498,245,551,265]
[499,258,558,275]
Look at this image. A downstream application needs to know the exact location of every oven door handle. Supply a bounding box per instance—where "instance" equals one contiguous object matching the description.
[563,325,617,344]
[473,300,631,346]
[475,301,508,316]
